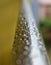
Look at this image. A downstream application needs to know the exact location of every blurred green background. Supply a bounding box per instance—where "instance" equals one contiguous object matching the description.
[39,18,51,62]
[39,1,51,62]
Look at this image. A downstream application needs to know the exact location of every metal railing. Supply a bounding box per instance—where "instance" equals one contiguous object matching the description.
[10,0,50,65]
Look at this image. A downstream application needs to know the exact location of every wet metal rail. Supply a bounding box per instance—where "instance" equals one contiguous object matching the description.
[10,0,50,65]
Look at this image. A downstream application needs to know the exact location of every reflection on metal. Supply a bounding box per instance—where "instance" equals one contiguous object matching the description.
[10,0,50,65]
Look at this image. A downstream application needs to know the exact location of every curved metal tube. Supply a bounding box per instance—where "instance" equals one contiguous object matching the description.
[10,0,50,65]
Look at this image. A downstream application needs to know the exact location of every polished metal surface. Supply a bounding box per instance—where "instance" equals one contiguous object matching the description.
[10,0,50,65]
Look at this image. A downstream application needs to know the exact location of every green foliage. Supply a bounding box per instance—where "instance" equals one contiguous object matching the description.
[40,18,51,30]
[39,18,51,49]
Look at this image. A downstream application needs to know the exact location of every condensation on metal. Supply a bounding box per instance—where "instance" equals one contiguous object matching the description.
[23,0,50,65]
[10,0,50,65]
